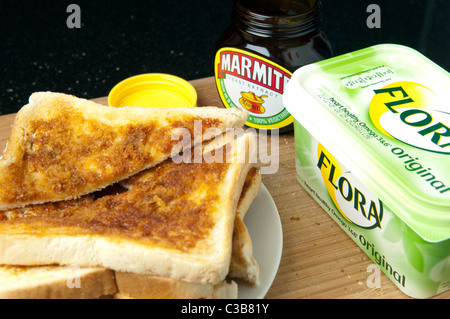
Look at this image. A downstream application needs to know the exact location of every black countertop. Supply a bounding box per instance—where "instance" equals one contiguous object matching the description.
[2,0,450,115]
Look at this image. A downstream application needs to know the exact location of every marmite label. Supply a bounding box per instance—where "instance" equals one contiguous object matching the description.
[214,47,293,129]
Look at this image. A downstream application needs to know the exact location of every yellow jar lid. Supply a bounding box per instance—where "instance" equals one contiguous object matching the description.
[108,73,197,108]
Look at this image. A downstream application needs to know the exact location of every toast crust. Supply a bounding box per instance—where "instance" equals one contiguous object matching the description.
[230,167,261,285]
[236,167,261,219]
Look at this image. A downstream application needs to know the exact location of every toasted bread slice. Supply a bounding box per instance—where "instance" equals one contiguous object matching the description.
[0,92,247,210]
[113,168,261,299]
[119,135,261,286]
[0,265,116,299]
[230,218,259,286]
[113,272,237,299]
[229,167,261,286]
[0,131,254,285]
[116,166,261,295]
[0,166,258,299]
[236,167,262,219]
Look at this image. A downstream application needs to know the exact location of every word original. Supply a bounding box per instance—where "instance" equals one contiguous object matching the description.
[360,234,406,287]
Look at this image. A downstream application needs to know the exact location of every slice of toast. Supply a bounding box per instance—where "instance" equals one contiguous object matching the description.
[0,92,247,210]
[0,131,254,285]
[229,167,261,286]
[0,165,260,299]
[119,144,261,286]
[129,167,262,286]
[0,265,117,299]
[113,272,238,299]
[112,166,261,299]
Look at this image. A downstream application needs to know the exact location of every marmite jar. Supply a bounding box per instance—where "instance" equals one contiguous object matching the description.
[214,0,333,132]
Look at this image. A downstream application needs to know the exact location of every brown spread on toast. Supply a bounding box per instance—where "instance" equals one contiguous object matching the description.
[0,92,240,209]
[0,144,231,252]
[2,114,220,205]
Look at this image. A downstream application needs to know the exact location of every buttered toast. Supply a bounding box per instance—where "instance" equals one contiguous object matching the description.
[0,131,254,285]
[0,92,247,210]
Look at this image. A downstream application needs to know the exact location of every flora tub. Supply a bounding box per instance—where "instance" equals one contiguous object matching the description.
[283,44,450,298]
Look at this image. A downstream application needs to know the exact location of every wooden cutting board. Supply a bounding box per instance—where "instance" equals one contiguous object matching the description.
[0,77,448,299]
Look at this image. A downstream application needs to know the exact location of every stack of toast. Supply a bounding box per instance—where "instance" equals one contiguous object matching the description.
[0,92,261,299]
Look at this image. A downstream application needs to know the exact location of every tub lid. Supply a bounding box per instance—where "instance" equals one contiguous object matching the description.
[284,44,450,242]
[108,73,197,108]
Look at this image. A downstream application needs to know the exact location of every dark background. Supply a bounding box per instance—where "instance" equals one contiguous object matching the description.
[1,0,449,115]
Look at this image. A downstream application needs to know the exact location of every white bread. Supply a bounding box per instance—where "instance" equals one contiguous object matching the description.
[229,167,261,285]
[0,131,254,285]
[230,217,259,286]
[236,167,262,219]
[0,265,116,299]
[0,92,247,210]
[113,272,237,299]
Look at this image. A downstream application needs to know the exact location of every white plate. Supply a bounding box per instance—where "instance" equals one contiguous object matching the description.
[237,183,283,299]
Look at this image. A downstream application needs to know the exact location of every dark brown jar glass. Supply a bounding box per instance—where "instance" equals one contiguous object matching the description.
[214,0,333,133]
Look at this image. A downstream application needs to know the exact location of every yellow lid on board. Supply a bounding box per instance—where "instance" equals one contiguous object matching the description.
[108,73,197,108]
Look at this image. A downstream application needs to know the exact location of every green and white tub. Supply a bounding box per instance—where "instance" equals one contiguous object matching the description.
[283,44,450,298]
